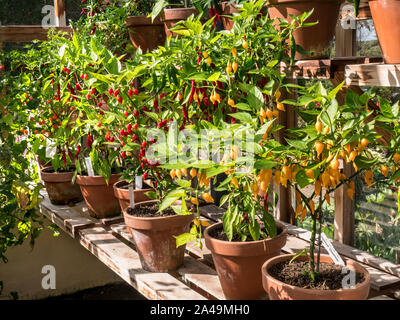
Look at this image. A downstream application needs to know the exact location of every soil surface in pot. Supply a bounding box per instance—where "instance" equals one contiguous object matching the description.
[119,182,152,190]
[209,225,282,242]
[126,202,176,217]
[269,261,365,290]
[42,167,74,173]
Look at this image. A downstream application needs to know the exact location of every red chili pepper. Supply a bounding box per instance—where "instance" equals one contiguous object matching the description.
[264,193,268,214]
[153,98,159,113]
[74,145,81,158]
[182,104,188,120]
[62,150,66,167]
[188,80,196,106]
[56,84,61,101]
[87,134,93,149]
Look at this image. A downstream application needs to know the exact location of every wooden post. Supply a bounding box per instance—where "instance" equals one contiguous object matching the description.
[334,162,355,245]
[54,0,67,27]
[331,8,356,245]
[273,83,297,225]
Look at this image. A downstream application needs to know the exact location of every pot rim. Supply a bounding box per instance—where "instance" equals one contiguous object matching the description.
[76,173,121,186]
[113,179,154,191]
[40,168,75,182]
[204,220,287,246]
[261,253,371,294]
[126,15,163,27]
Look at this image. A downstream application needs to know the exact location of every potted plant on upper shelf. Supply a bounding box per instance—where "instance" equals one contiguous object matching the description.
[152,0,200,37]
[125,0,167,52]
[350,0,400,63]
[260,82,400,300]
[155,0,309,299]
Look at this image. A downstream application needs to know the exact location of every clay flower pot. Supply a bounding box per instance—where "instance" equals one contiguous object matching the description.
[162,7,199,37]
[204,221,287,300]
[113,180,154,212]
[221,1,240,30]
[40,168,83,205]
[126,15,166,52]
[369,0,400,63]
[268,0,342,59]
[123,200,194,272]
[76,174,121,219]
[261,253,371,300]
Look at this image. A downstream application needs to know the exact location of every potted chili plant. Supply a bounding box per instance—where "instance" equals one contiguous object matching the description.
[258,82,398,300]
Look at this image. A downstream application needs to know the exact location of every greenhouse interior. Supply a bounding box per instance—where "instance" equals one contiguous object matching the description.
[1,0,400,307]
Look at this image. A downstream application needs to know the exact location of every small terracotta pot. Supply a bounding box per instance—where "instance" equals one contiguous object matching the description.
[126,15,166,52]
[370,0,400,63]
[221,1,240,30]
[268,0,342,59]
[204,221,287,300]
[76,174,121,219]
[162,8,199,37]
[113,180,154,212]
[261,253,371,300]
[123,200,194,272]
[40,168,83,205]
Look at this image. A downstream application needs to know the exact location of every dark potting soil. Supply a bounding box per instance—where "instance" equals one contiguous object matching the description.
[119,182,152,190]
[42,167,74,173]
[209,226,281,242]
[268,261,365,290]
[126,203,176,217]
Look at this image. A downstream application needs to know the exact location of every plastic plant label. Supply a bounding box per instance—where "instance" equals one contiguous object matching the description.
[84,157,95,177]
[135,175,143,189]
[129,185,135,208]
[320,233,345,266]
[45,139,56,158]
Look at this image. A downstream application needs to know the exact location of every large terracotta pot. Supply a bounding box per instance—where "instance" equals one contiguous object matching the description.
[76,174,121,219]
[369,0,400,63]
[113,180,154,212]
[262,253,371,300]
[221,1,240,30]
[126,15,166,52]
[123,200,194,272]
[204,221,287,300]
[41,168,83,205]
[268,0,342,59]
[162,8,199,37]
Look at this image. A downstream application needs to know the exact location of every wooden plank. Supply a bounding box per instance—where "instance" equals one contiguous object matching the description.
[79,227,206,300]
[345,63,400,87]
[369,295,395,300]
[110,224,223,299]
[39,193,95,238]
[0,26,72,42]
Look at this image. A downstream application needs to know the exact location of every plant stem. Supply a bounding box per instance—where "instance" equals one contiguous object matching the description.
[316,193,323,273]
[309,210,317,277]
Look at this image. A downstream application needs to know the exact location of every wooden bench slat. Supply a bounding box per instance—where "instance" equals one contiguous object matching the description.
[111,224,225,300]
[39,194,95,238]
[79,227,206,300]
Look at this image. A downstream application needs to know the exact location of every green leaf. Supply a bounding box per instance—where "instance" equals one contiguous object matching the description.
[289,248,308,264]
[263,213,277,238]
[247,86,264,110]
[159,195,181,212]
[296,170,314,188]
[229,112,254,123]
[208,72,221,82]
[145,191,157,200]
[254,159,276,169]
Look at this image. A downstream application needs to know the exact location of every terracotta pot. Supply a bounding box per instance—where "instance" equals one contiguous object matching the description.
[126,15,166,52]
[123,200,194,272]
[268,0,342,59]
[113,180,154,212]
[40,168,83,205]
[262,253,371,300]
[204,221,287,300]
[35,155,50,169]
[162,8,199,37]
[221,1,240,30]
[76,174,121,219]
[369,0,400,63]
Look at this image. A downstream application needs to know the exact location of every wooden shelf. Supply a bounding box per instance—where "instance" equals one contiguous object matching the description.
[346,63,400,87]
[279,57,382,80]
[0,25,72,42]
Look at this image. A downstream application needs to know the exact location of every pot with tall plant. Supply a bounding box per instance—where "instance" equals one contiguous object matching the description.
[152,0,200,37]
[258,81,400,299]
